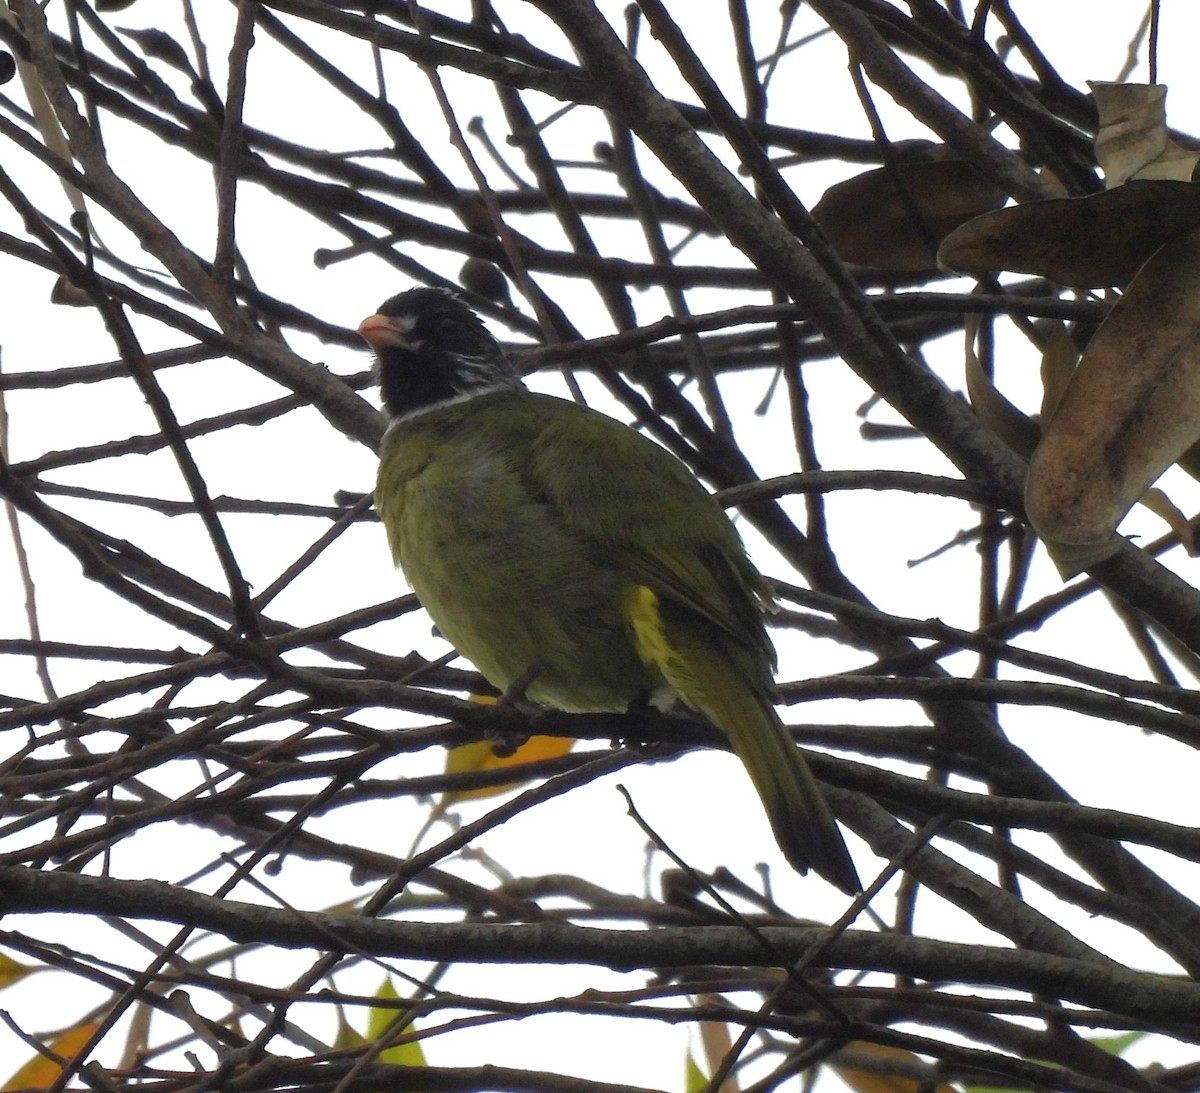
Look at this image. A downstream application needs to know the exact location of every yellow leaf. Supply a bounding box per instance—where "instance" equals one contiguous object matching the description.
[412,693,574,849]
[441,734,574,806]
[2,1021,100,1090]
[833,1041,957,1093]
[685,1050,709,1093]
[332,1013,366,1050]
[379,1029,426,1067]
[367,976,427,1067]
[681,994,739,1093]
[0,953,33,990]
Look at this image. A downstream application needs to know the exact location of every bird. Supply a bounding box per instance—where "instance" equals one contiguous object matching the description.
[360,287,859,893]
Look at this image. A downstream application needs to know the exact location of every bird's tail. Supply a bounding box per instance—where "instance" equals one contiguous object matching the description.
[708,671,860,894]
[629,587,860,893]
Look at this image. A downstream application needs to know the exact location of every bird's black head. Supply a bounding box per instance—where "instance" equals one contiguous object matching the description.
[358,287,522,420]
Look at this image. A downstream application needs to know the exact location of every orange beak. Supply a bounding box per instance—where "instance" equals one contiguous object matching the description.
[357,313,414,351]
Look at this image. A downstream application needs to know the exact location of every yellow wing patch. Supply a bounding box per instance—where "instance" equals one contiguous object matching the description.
[619,544,772,663]
[626,584,671,670]
[625,584,700,701]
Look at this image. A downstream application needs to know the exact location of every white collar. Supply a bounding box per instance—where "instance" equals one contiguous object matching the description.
[382,381,519,429]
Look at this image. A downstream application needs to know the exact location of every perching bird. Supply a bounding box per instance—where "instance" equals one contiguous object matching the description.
[361,287,859,893]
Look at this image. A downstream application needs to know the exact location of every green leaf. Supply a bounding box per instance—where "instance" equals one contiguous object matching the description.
[684,1050,709,1093]
[1087,1030,1146,1056]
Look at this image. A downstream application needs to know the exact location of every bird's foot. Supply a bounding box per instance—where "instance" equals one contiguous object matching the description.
[496,663,542,707]
[477,666,544,756]
[615,692,687,751]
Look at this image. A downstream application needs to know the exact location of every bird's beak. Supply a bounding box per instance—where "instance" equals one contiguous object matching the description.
[357,313,414,351]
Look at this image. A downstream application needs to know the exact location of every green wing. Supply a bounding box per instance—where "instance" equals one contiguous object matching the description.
[519,393,775,658]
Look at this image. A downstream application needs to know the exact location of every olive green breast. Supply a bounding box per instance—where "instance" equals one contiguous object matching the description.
[375,389,774,711]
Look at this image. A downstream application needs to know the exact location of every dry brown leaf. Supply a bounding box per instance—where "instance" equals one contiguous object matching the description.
[1139,488,1198,554]
[1175,436,1200,482]
[1026,225,1200,564]
[0,3,89,230]
[813,148,1007,271]
[939,179,1200,287]
[1133,143,1200,183]
[1091,82,1170,186]
[694,995,739,1093]
[1039,320,1081,422]
[963,315,1040,458]
[1090,81,1200,186]
[1040,537,1123,574]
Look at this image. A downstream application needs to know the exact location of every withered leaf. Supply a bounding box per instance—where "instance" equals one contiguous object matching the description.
[963,315,1040,458]
[1139,488,1198,554]
[813,153,1007,272]
[1038,320,1081,422]
[1091,82,1170,187]
[50,275,94,307]
[939,179,1200,287]
[1026,224,1200,557]
[1175,436,1200,482]
[1090,81,1200,186]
